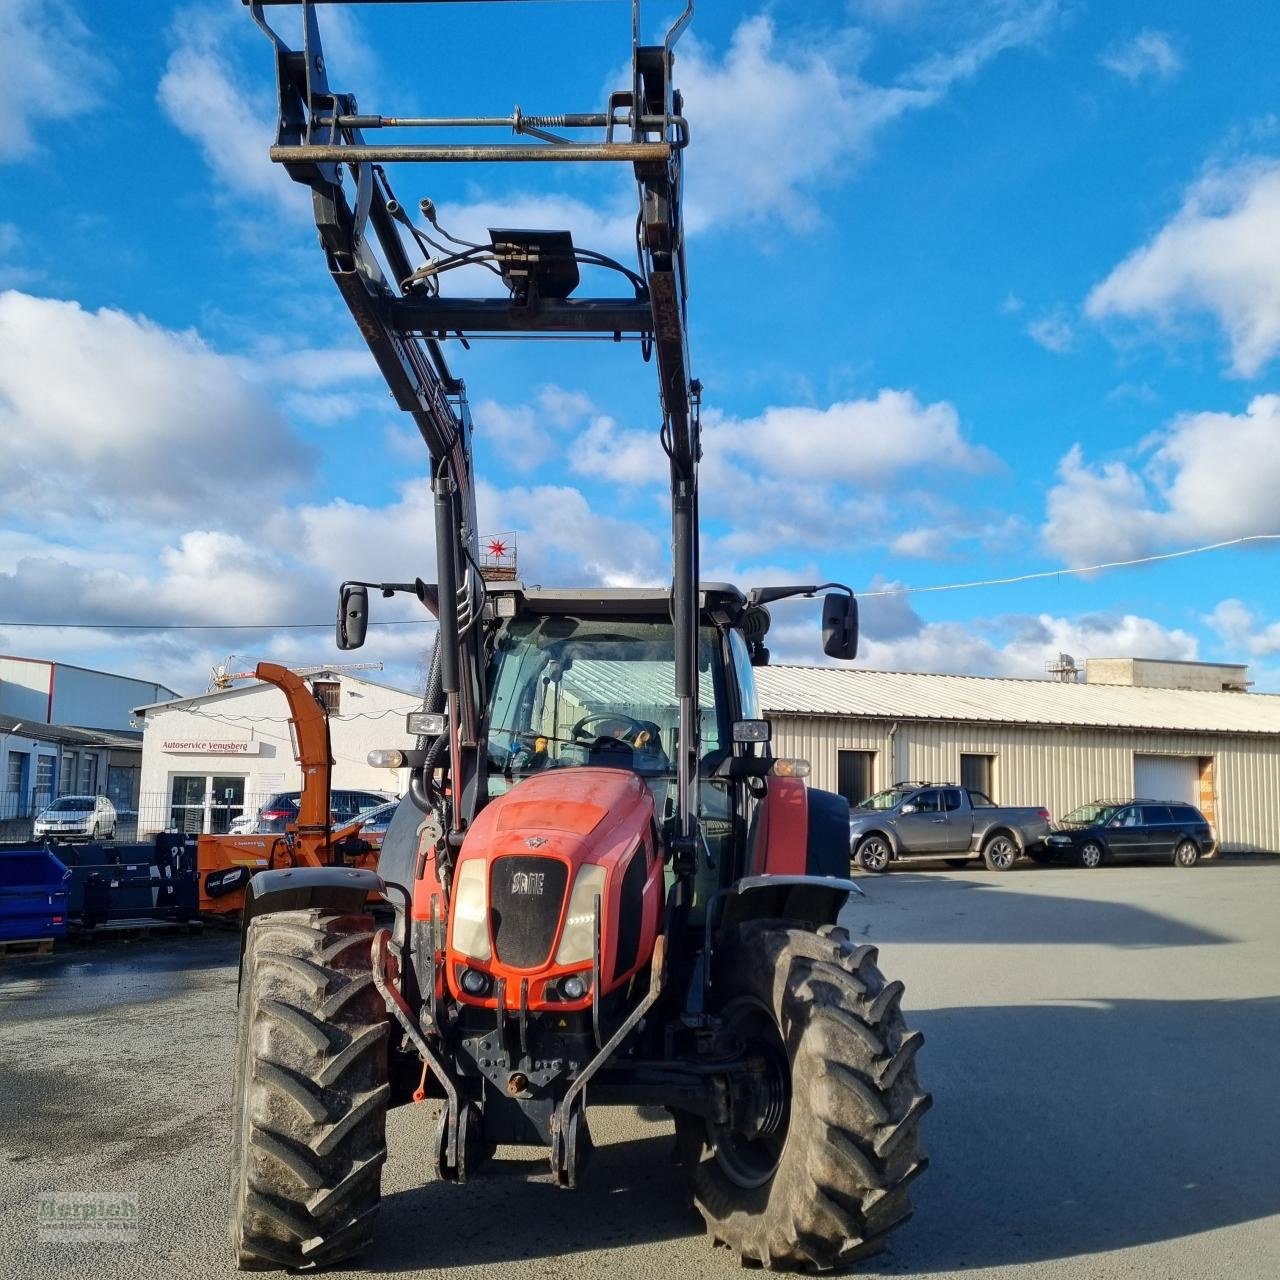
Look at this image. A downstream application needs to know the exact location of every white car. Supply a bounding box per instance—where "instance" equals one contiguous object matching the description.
[34,795,117,840]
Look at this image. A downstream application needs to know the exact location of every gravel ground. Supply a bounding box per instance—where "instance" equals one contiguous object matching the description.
[1,861,1277,1279]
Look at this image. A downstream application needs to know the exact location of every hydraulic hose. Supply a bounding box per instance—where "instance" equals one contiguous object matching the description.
[410,633,450,814]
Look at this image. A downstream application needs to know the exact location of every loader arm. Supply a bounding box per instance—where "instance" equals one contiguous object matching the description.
[245,0,700,858]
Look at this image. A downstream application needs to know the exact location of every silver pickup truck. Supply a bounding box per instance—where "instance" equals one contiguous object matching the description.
[849,782,1051,873]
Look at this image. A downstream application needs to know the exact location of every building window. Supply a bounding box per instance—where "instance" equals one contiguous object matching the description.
[61,752,78,794]
[6,751,28,794]
[312,680,341,715]
[170,775,206,834]
[169,773,247,835]
[210,776,247,835]
[35,755,55,803]
[837,750,877,807]
[79,754,97,794]
[960,753,996,799]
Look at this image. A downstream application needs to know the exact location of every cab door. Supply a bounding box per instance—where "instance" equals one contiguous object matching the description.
[893,788,950,853]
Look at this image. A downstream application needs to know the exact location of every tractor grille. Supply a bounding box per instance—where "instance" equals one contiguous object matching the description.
[489,856,570,969]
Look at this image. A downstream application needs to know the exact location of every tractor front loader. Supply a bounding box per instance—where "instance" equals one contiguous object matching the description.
[226,2,929,1270]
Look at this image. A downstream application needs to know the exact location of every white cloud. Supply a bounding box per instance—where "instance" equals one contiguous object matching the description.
[1027,309,1075,353]
[0,0,107,162]
[571,414,667,486]
[1099,30,1183,85]
[471,386,596,474]
[1086,159,1280,377]
[476,481,664,588]
[1043,395,1280,566]
[1206,599,1280,658]
[678,8,1055,233]
[890,527,953,558]
[705,389,996,484]
[0,291,313,521]
[761,588,1198,675]
[858,609,1198,676]
[157,40,299,213]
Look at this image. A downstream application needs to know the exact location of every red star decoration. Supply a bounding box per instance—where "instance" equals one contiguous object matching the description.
[487,538,509,558]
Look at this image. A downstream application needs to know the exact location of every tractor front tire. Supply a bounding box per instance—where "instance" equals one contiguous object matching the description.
[229,908,390,1270]
[677,922,930,1271]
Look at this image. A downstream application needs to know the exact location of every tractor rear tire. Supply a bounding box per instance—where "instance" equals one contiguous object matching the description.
[677,921,929,1271]
[229,908,390,1271]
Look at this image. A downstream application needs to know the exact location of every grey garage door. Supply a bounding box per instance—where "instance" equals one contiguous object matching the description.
[1134,754,1200,806]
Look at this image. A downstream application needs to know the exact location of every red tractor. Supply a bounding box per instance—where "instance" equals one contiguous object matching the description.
[228,2,928,1270]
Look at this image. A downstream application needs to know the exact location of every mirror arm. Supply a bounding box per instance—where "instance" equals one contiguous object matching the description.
[747,581,852,607]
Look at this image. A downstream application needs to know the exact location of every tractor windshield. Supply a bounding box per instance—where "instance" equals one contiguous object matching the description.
[485,615,725,798]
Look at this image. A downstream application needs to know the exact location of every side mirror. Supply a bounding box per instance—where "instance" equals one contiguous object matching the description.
[900,803,918,815]
[732,719,772,744]
[822,592,858,660]
[336,582,369,651]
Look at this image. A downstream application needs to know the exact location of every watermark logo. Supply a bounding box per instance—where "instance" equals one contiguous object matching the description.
[37,1192,140,1244]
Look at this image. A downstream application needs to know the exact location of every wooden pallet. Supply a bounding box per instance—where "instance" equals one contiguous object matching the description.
[0,937,54,957]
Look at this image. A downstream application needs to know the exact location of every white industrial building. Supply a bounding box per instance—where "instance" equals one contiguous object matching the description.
[758,658,1280,855]
[133,670,421,835]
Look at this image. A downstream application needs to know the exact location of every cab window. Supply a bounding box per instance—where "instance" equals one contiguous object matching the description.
[941,789,963,812]
[728,628,760,719]
[911,789,943,813]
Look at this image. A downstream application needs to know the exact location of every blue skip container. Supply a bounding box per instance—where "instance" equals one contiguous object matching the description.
[0,848,71,943]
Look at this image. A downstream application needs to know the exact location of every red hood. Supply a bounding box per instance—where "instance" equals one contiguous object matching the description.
[459,767,653,868]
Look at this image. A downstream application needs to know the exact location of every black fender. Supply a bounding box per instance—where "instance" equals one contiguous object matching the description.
[238,866,385,981]
[700,874,863,1011]
[806,787,854,877]
[714,873,862,937]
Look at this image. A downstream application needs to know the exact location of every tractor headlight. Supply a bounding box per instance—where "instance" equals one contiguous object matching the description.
[450,860,491,961]
[554,864,606,966]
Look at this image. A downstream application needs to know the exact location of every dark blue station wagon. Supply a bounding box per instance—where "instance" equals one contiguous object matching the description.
[1044,800,1216,869]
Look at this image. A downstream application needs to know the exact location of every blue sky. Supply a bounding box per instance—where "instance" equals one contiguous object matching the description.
[2,0,1280,696]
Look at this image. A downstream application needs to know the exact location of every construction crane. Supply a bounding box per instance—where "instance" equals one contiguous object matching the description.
[208,657,383,692]
[224,3,928,1272]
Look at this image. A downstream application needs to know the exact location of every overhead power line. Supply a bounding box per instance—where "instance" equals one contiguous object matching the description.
[858,534,1280,599]
[0,618,434,632]
[0,534,1276,632]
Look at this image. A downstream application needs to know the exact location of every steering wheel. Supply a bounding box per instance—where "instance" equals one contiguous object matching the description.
[570,712,649,745]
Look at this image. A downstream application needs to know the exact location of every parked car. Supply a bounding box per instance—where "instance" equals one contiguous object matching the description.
[1043,799,1215,868]
[849,782,1051,872]
[331,800,399,861]
[346,800,397,848]
[33,795,117,841]
[252,789,394,834]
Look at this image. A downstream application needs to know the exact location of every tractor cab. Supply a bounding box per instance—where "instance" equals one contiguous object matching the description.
[480,585,761,910]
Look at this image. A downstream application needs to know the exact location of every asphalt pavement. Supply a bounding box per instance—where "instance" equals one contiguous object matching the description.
[1,861,1277,1279]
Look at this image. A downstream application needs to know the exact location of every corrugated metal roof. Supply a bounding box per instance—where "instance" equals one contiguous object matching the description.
[756,665,1280,737]
[0,713,142,750]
